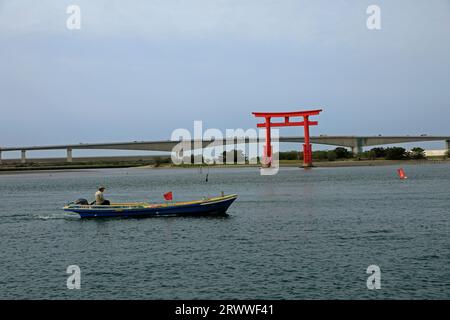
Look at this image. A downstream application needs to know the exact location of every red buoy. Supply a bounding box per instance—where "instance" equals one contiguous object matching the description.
[397,168,408,180]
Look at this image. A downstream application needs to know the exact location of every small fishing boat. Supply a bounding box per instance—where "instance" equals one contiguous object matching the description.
[63,194,238,218]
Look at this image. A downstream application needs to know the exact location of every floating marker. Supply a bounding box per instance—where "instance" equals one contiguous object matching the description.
[397,168,408,180]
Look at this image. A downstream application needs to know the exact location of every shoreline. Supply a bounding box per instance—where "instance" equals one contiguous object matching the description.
[1,159,449,174]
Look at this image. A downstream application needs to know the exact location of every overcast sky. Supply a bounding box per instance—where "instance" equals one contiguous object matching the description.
[0,0,449,156]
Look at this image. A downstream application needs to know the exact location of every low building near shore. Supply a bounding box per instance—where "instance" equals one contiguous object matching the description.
[425,149,447,157]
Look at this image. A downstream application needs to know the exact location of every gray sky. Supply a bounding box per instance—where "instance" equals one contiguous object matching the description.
[1,0,449,156]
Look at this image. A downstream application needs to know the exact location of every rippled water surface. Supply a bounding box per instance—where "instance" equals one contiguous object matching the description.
[0,165,449,299]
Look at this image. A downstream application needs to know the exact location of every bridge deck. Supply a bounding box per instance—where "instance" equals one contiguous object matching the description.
[1,136,449,152]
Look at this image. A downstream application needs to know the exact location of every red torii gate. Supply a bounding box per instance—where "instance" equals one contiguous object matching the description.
[252,109,322,167]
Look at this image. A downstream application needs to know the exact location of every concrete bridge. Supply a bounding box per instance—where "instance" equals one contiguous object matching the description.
[1,135,449,164]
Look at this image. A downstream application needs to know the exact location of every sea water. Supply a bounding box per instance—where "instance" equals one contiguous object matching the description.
[0,165,449,299]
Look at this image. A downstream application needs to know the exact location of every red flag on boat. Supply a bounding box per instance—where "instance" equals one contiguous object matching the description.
[397,168,407,180]
[163,191,173,201]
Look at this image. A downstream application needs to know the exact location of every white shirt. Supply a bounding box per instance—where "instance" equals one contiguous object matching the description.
[95,190,105,205]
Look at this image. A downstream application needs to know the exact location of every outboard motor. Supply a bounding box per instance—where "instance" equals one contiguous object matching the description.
[75,198,89,205]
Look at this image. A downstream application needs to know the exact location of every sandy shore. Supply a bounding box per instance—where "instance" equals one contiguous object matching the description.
[1,158,449,174]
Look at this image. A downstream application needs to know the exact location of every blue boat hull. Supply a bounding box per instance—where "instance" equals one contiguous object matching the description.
[63,194,237,219]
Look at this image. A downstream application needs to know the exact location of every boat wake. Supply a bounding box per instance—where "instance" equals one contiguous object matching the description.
[36,213,80,220]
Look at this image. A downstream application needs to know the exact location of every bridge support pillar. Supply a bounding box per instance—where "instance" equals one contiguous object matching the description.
[21,150,26,164]
[351,146,363,156]
[67,147,73,163]
[352,138,363,156]
[0,150,2,165]
[446,140,450,157]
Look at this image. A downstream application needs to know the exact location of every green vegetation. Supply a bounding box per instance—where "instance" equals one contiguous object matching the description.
[358,147,429,161]
[277,147,352,162]
[334,147,352,159]
[370,147,387,158]
[409,147,426,160]
[385,147,407,160]
[278,146,432,162]
[278,151,299,160]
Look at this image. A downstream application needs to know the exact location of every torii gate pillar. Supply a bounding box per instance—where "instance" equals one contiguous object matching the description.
[252,109,322,167]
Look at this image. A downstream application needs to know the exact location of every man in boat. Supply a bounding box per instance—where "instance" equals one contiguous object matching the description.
[95,186,110,205]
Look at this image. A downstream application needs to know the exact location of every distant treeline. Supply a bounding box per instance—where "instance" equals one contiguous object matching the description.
[172,147,434,165]
[278,147,429,161]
